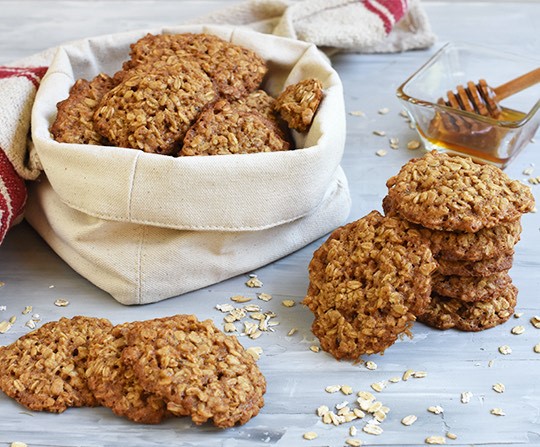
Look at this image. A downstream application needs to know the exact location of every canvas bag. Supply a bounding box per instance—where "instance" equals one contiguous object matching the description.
[26,24,351,305]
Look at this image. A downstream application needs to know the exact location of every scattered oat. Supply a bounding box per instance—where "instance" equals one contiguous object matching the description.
[365,361,377,370]
[11,443,28,447]
[378,107,390,115]
[216,303,235,313]
[428,405,444,415]
[491,408,506,416]
[446,432,458,440]
[401,414,417,426]
[341,385,354,395]
[303,432,318,440]
[461,391,473,404]
[399,110,409,118]
[345,439,362,447]
[245,275,263,288]
[523,166,534,175]
[413,371,427,378]
[349,110,366,117]
[326,385,341,393]
[0,320,12,334]
[373,130,386,136]
[514,312,523,318]
[22,306,32,315]
[54,299,70,307]
[244,304,262,313]
[353,408,365,419]
[357,391,375,401]
[407,139,421,150]
[224,322,238,333]
[329,411,342,426]
[317,405,330,417]
[511,325,525,335]
[376,149,387,157]
[245,346,263,361]
[231,295,252,303]
[249,330,262,340]
[309,345,320,353]
[531,316,540,329]
[488,359,495,367]
[287,328,297,336]
[363,422,383,435]
[25,320,36,330]
[402,369,415,381]
[389,137,399,149]
[350,426,358,437]
[373,410,387,422]
[257,292,272,301]
[492,383,505,393]
[9,315,16,324]
[370,381,386,392]
[0,305,6,311]
[322,412,332,424]
[425,436,446,444]
[32,313,40,321]
[528,176,540,185]
[367,401,383,413]
[388,376,401,383]
[499,345,512,355]
[534,343,540,353]
[282,299,295,307]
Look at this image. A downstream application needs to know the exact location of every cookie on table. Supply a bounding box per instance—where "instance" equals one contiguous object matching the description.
[432,272,512,302]
[180,98,290,156]
[123,33,267,99]
[436,253,513,277]
[94,61,217,155]
[0,316,112,413]
[383,195,522,261]
[86,322,169,424]
[121,314,266,428]
[274,78,324,132]
[418,285,517,331]
[51,73,117,145]
[385,150,535,233]
[303,210,437,359]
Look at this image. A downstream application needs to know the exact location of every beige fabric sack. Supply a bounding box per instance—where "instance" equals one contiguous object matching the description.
[26,24,351,305]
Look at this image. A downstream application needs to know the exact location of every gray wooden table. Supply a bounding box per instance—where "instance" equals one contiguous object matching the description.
[1,1,539,446]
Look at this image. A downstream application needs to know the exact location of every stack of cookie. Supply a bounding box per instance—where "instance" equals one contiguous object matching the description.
[0,314,266,426]
[383,150,535,331]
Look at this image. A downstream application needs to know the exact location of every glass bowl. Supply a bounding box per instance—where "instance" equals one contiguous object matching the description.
[397,42,540,168]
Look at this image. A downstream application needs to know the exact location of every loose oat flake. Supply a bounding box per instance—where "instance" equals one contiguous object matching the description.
[349,110,366,117]
[401,415,417,426]
[363,423,383,435]
[54,299,70,307]
[245,346,263,361]
[530,316,540,328]
[378,107,390,115]
[491,408,506,416]
[350,426,358,436]
[376,149,387,157]
[407,140,421,150]
[22,306,32,315]
[0,321,12,334]
[425,436,446,445]
[245,275,263,288]
[216,303,235,313]
[345,439,362,447]
[402,369,415,381]
[413,371,427,378]
[281,299,295,307]
[446,432,458,440]
[499,345,512,355]
[389,377,401,383]
[492,383,505,393]
[303,432,318,440]
[11,442,28,447]
[428,405,444,414]
[257,293,272,301]
[511,325,525,335]
[365,360,377,370]
[370,381,386,392]
[317,405,330,417]
[461,391,473,404]
[325,385,341,393]
[287,328,297,336]
[309,345,320,353]
[373,130,386,136]
[231,295,252,303]
[534,343,540,353]
[341,385,354,395]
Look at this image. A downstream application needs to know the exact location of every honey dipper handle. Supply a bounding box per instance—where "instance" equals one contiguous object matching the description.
[493,67,540,101]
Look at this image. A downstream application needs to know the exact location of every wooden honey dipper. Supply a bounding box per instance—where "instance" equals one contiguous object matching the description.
[440,67,540,118]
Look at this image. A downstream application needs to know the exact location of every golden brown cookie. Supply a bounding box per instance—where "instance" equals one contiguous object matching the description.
[418,285,517,331]
[121,315,266,428]
[86,322,169,424]
[303,210,437,359]
[385,151,535,233]
[51,73,117,145]
[432,272,512,302]
[274,78,324,132]
[383,195,522,261]
[123,33,267,99]
[94,62,217,155]
[0,316,112,413]
[180,98,290,156]
[436,253,513,277]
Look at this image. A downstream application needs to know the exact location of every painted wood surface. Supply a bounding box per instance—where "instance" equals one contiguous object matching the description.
[1,1,539,446]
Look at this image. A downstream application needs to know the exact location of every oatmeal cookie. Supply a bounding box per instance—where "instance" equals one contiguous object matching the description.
[436,253,513,277]
[385,151,535,232]
[383,195,522,261]
[123,33,267,99]
[180,98,290,156]
[303,211,437,359]
[51,73,117,145]
[418,285,517,331]
[86,322,169,424]
[432,272,512,302]
[0,316,112,413]
[274,78,324,132]
[121,315,266,428]
[94,61,217,155]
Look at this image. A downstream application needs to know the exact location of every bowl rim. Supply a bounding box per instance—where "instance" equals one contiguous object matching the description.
[396,41,540,128]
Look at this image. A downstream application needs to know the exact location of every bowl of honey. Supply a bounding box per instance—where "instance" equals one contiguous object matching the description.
[397,42,540,168]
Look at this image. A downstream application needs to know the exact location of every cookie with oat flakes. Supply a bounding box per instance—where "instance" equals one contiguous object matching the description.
[432,272,512,302]
[274,78,324,132]
[123,33,267,99]
[180,98,290,156]
[418,285,517,331]
[51,73,117,145]
[436,253,513,277]
[303,210,437,359]
[385,151,535,233]
[86,322,169,424]
[94,61,217,155]
[0,316,112,413]
[121,314,266,428]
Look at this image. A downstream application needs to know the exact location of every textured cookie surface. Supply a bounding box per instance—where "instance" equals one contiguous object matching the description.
[432,272,512,302]
[86,322,169,424]
[94,62,217,155]
[436,253,513,277]
[0,316,112,413]
[121,315,266,428]
[303,210,437,359]
[274,78,324,132]
[180,99,290,156]
[124,33,267,99]
[383,196,522,261]
[385,151,535,232]
[51,73,117,145]
[418,285,517,331]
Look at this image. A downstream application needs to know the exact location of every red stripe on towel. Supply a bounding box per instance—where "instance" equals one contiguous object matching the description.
[0,66,48,88]
[363,0,408,34]
[0,150,27,243]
